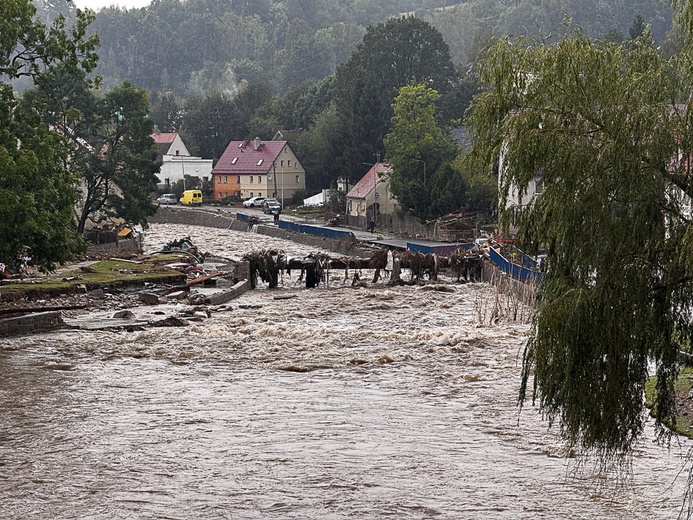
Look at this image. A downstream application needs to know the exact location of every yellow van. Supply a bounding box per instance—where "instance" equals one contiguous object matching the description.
[179,189,203,205]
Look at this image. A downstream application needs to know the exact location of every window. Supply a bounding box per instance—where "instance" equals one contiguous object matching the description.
[287,159,291,167]
[224,176,228,183]
[217,176,221,183]
[236,176,240,183]
[257,159,263,166]
[231,157,238,164]
[280,160,284,167]
[258,176,262,183]
[535,177,544,194]
[218,192,222,199]
[250,192,253,197]
[250,176,254,183]
[296,175,300,184]
[348,200,352,212]
[175,150,179,155]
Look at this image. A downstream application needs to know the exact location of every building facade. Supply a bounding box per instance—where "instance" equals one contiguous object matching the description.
[212,137,306,205]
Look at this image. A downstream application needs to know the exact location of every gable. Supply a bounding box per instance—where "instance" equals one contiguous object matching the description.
[213,139,292,175]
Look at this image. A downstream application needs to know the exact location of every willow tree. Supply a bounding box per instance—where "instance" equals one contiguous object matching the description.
[467,31,693,459]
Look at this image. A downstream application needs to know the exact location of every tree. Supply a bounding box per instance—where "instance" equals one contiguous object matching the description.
[180,91,236,160]
[467,32,693,458]
[149,90,183,132]
[0,1,98,271]
[384,84,459,221]
[69,81,160,233]
[333,16,456,181]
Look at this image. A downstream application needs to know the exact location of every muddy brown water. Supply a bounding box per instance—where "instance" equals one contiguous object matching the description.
[0,223,691,518]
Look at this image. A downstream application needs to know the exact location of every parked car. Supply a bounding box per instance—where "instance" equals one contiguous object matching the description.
[262,198,282,214]
[243,196,266,208]
[156,193,178,205]
[179,189,203,205]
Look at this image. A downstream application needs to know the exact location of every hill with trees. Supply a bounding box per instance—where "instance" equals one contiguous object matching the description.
[21,0,678,226]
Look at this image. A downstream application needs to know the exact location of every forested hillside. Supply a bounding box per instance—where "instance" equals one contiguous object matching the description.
[25,0,677,215]
[38,0,674,96]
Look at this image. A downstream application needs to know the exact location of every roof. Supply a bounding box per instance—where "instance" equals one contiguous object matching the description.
[212,139,287,174]
[347,163,391,199]
[151,132,177,144]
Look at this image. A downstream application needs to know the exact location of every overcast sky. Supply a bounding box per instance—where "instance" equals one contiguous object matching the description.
[72,0,152,11]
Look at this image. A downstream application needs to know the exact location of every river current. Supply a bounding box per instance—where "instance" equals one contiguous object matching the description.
[0,223,691,519]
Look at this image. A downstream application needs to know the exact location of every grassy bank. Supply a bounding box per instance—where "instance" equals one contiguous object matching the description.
[0,257,186,302]
[645,367,693,439]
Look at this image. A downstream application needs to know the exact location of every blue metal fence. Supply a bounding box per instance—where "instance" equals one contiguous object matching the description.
[488,247,542,284]
[278,221,356,241]
[407,242,474,255]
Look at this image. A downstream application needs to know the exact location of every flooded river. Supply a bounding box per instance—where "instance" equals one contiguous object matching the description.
[1,223,691,518]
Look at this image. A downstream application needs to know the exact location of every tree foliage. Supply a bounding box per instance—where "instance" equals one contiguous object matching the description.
[332,16,456,183]
[67,81,160,233]
[385,84,459,221]
[467,32,693,457]
[0,1,98,271]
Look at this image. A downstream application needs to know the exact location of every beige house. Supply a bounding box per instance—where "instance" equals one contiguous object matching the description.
[346,163,397,230]
[212,137,305,205]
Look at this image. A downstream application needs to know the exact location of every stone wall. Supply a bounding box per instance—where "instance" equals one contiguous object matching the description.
[385,212,436,239]
[151,207,373,258]
[149,206,237,229]
[0,311,64,338]
[88,236,143,257]
[257,224,371,258]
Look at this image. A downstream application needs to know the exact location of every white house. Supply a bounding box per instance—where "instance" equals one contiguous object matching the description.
[152,128,213,191]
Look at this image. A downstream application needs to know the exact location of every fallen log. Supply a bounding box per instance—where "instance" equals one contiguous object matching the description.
[186,271,223,286]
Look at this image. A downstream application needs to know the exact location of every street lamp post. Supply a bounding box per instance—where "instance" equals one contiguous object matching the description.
[414,158,426,187]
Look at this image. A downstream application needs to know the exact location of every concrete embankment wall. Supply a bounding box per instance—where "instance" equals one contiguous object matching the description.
[88,236,143,257]
[150,207,237,229]
[0,311,64,337]
[151,207,374,258]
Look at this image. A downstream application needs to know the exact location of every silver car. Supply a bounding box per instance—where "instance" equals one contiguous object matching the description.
[156,193,178,205]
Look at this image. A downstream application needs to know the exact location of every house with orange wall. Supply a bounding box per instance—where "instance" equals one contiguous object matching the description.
[212,137,306,204]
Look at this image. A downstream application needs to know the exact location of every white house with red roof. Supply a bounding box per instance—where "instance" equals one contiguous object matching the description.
[152,128,213,191]
[212,137,305,204]
[346,163,396,230]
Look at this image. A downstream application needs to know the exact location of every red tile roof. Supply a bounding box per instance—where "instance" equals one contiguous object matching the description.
[151,132,177,144]
[347,163,391,199]
[213,139,287,174]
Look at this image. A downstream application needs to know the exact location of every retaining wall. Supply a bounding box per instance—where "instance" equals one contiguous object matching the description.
[149,206,236,229]
[152,208,373,258]
[0,311,64,338]
[88,236,143,256]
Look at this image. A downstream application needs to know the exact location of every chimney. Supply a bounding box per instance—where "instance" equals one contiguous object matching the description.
[253,137,262,150]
